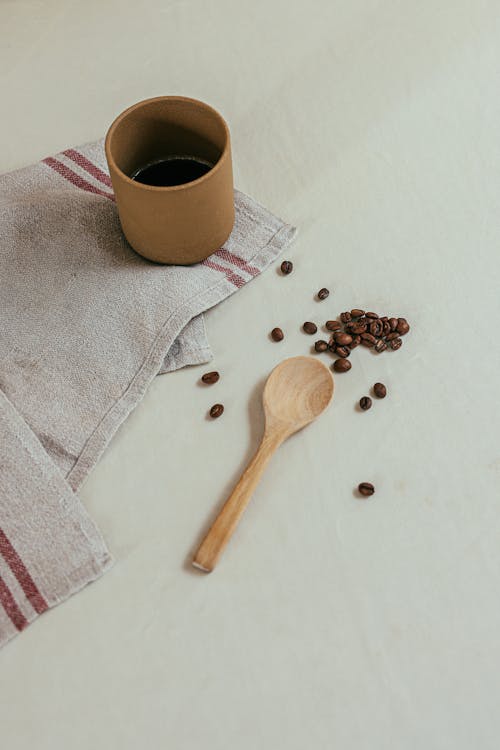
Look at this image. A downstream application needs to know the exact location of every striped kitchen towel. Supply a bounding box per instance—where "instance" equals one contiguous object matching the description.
[0,140,296,648]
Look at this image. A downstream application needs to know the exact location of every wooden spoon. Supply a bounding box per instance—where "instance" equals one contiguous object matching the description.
[192,356,334,572]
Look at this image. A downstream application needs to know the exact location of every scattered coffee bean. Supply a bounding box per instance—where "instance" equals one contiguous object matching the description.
[358,482,375,496]
[280,260,293,275]
[303,321,318,334]
[350,321,367,334]
[209,403,224,419]
[374,339,387,353]
[314,339,328,352]
[389,337,402,350]
[369,319,383,337]
[335,346,350,358]
[328,342,337,353]
[396,318,410,335]
[385,331,399,341]
[373,382,387,398]
[349,335,361,349]
[382,320,391,336]
[359,396,372,411]
[350,309,365,317]
[334,332,353,346]
[360,332,376,345]
[326,320,341,332]
[333,358,351,373]
[365,312,379,319]
[201,371,220,384]
[271,327,284,341]
[389,317,398,331]
[340,311,352,323]
[317,287,330,300]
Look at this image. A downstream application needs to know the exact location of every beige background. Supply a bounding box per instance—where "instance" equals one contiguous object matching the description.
[1,1,500,748]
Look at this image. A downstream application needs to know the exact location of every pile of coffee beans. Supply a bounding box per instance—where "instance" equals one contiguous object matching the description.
[313,309,410,373]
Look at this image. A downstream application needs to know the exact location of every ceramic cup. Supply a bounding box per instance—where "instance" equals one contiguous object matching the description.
[105,96,234,264]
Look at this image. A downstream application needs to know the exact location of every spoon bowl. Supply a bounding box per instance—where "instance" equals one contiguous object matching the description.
[263,356,334,436]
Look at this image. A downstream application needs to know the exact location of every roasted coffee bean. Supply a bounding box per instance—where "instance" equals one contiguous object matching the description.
[334,332,353,346]
[328,343,337,353]
[359,396,372,411]
[385,331,400,341]
[350,321,367,334]
[349,335,361,349]
[340,311,352,323]
[209,403,224,419]
[382,320,391,336]
[380,316,388,323]
[361,332,376,344]
[317,287,330,300]
[335,346,350,358]
[271,327,284,341]
[389,337,402,350]
[358,482,375,496]
[280,260,293,275]
[315,339,328,352]
[396,318,410,335]
[325,320,341,332]
[389,317,398,331]
[201,371,220,384]
[369,320,383,337]
[365,311,379,319]
[350,309,365,317]
[374,339,387,353]
[361,339,374,348]
[333,358,351,373]
[373,382,387,398]
[303,321,317,334]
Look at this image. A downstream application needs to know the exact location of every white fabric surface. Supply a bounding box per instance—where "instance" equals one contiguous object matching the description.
[1,1,499,748]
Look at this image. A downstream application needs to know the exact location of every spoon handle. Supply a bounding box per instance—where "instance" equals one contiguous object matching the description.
[192,431,282,572]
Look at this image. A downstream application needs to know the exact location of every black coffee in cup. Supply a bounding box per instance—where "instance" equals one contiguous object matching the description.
[131,156,213,187]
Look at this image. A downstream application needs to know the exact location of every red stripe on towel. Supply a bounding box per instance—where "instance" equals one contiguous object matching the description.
[0,575,28,631]
[0,529,48,615]
[62,149,114,189]
[43,157,115,201]
[215,248,259,277]
[201,258,245,288]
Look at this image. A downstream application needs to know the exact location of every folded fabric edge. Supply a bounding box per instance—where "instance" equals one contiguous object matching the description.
[0,389,112,649]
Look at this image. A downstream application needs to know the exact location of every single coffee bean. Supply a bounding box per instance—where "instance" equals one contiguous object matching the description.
[369,320,383,337]
[303,321,317,334]
[389,337,402,350]
[358,482,375,496]
[326,320,341,332]
[350,309,365,317]
[382,320,391,336]
[209,403,224,419]
[365,311,379,319]
[340,311,352,323]
[334,332,353,346]
[315,339,328,352]
[350,321,367,334]
[359,396,372,411]
[380,316,388,323]
[374,339,387,353]
[201,371,220,384]
[328,343,337,353]
[385,331,400,341]
[333,358,351,373]
[349,335,361,349]
[317,287,330,300]
[280,260,293,275]
[271,327,284,341]
[335,346,350,358]
[373,382,387,398]
[389,317,398,331]
[396,318,410,335]
[361,339,374,348]
[361,332,376,343]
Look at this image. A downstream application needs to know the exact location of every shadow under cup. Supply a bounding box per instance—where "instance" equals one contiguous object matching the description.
[105,96,234,264]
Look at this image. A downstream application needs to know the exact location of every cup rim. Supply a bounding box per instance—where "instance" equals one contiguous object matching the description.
[105,95,230,192]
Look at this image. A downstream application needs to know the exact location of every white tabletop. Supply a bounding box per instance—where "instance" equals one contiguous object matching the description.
[1,1,499,747]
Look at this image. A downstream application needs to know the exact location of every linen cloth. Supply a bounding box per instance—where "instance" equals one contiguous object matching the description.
[0,140,296,647]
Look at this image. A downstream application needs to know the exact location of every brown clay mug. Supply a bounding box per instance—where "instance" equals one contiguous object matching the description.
[105,96,234,264]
